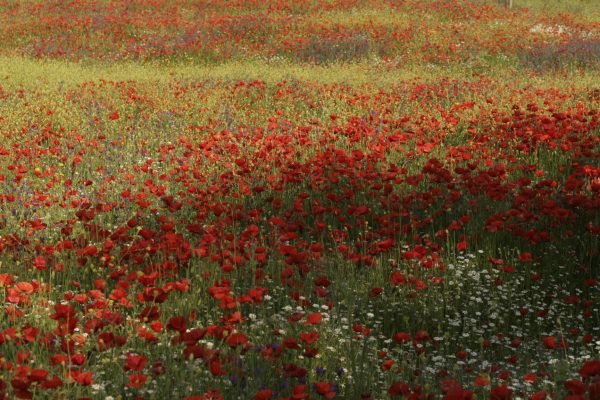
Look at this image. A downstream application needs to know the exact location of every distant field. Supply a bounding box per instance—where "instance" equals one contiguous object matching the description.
[0,1,599,399]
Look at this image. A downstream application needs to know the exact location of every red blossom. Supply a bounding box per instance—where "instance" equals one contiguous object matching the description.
[580,360,600,379]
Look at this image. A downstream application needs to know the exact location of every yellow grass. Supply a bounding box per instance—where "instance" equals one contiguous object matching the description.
[0,55,470,90]
[297,8,412,29]
[490,0,600,22]
[2,55,600,93]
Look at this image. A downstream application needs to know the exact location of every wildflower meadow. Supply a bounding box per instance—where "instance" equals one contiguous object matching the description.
[0,0,599,399]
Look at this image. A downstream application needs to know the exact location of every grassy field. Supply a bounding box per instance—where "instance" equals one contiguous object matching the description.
[0,1,599,399]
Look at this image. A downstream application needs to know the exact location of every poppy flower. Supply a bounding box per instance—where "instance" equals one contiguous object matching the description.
[299,331,320,344]
[580,360,600,379]
[291,385,309,399]
[393,332,411,344]
[166,316,187,333]
[564,379,586,395]
[388,381,410,397]
[69,371,93,386]
[543,336,555,349]
[474,374,491,387]
[127,374,147,388]
[125,354,147,372]
[315,382,336,398]
[41,376,62,389]
[489,384,512,400]
[255,389,273,400]
[306,313,323,325]
[32,256,47,271]
[442,380,474,400]
[226,332,249,348]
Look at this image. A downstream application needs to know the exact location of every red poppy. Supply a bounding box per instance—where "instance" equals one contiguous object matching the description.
[127,374,147,388]
[489,384,512,400]
[305,313,323,325]
[474,374,490,387]
[125,354,147,372]
[166,316,187,333]
[255,389,273,400]
[393,332,411,344]
[388,381,410,397]
[580,360,600,379]
[543,336,555,349]
[564,379,586,395]
[226,332,249,348]
[315,382,336,398]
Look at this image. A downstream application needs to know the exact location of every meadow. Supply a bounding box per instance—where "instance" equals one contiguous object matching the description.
[0,0,599,399]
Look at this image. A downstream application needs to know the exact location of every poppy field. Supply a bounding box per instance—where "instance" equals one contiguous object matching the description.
[0,0,599,399]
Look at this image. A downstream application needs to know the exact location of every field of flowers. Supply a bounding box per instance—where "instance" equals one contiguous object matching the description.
[0,0,599,399]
